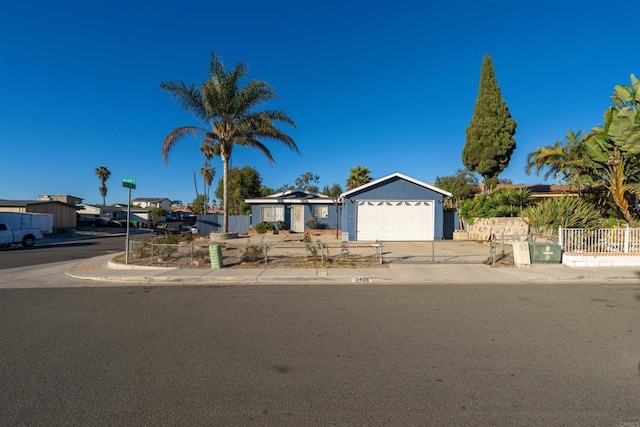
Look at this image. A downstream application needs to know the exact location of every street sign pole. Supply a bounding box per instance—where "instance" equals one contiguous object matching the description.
[122,178,136,264]
[126,187,131,264]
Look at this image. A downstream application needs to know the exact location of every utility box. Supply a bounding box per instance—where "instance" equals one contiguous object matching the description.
[529,243,562,263]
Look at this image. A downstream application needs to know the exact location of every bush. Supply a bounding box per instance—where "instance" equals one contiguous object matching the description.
[301,233,323,256]
[276,221,287,230]
[255,221,273,234]
[242,242,265,262]
[305,218,328,230]
[522,197,601,235]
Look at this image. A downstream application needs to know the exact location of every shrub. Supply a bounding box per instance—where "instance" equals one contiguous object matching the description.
[242,241,265,262]
[302,233,323,256]
[305,218,318,230]
[255,221,273,234]
[522,196,601,235]
[276,220,287,230]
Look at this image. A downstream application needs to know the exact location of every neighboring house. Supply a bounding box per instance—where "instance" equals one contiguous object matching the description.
[37,194,83,206]
[245,190,340,233]
[489,183,583,200]
[131,197,172,211]
[0,199,78,230]
[340,172,452,241]
[77,204,127,220]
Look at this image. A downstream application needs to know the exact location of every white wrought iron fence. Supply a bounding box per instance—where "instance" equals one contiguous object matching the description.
[559,227,640,254]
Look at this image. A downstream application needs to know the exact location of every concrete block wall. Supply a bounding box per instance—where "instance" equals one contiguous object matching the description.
[563,254,640,267]
[468,217,529,241]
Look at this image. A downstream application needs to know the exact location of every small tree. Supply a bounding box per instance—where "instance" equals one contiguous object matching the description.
[321,183,343,238]
[294,172,321,192]
[150,207,169,225]
[214,166,262,215]
[462,54,517,193]
[434,169,479,210]
[190,195,207,215]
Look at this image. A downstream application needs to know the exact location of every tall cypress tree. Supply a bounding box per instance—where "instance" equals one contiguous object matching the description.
[462,54,517,193]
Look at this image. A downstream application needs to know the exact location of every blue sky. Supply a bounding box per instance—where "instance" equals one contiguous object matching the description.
[1,1,638,206]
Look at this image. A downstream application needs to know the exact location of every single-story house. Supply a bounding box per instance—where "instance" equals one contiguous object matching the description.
[245,190,340,232]
[77,204,128,220]
[37,194,84,206]
[0,199,78,230]
[340,172,452,241]
[131,197,172,211]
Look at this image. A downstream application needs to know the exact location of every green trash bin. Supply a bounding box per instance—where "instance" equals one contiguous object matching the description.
[209,244,223,269]
[529,243,562,263]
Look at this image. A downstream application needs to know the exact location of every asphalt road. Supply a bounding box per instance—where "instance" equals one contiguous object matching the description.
[0,233,150,269]
[1,282,639,425]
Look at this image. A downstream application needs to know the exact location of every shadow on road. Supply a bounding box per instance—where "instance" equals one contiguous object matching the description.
[3,242,99,251]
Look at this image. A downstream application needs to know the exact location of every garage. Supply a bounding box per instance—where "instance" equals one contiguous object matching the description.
[341,172,452,242]
[357,201,434,241]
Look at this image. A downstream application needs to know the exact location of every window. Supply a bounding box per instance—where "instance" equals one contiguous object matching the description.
[261,206,284,222]
[313,206,328,218]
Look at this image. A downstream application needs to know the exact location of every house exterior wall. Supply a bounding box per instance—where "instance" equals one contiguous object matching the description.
[132,199,172,211]
[27,203,77,229]
[250,203,340,231]
[341,177,446,241]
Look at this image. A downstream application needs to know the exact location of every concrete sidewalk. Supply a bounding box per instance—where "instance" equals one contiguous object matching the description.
[63,253,640,286]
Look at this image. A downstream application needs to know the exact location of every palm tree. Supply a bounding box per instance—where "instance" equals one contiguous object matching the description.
[160,52,298,232]
[346,165,372,190]
[95,166,111,205]
[200,160,215,213]
[525,130,589,190]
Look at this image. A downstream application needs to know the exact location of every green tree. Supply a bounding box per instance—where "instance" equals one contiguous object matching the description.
[434,169,479,209]
[160,52,298,232]
[190,195,207,215]
[321,183,343,197]
[294,172,320,192]
[149,207,169,224]
[95,165,111,206]
[214,166,263,215]
[346,165,372,190]
[462,54,517,193]
[260,185,276,197]
[583,74,640,223]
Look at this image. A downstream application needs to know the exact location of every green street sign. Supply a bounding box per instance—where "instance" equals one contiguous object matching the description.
[122,177,136,189]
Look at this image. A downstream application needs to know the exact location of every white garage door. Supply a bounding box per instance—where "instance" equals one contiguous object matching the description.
[356,201,434,241]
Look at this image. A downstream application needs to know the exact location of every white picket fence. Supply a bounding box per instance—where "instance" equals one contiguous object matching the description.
[559,227,640,254]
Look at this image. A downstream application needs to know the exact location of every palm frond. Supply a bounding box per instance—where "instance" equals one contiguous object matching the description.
[159,81,208,124]
[161,126,205,165]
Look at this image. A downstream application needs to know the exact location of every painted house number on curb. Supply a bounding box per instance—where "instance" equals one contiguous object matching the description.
[352,276,373,283]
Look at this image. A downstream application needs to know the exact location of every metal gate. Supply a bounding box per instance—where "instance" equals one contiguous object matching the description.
[380,240,491,264]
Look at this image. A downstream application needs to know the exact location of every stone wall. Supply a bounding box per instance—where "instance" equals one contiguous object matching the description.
[467,217,529,241]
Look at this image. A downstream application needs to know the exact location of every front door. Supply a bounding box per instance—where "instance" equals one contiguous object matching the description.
[291,205,305,233]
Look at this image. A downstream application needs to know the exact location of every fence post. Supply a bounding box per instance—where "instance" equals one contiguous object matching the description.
[624,225,630,253]
[431,240,435,263]
[558,227,563,250]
